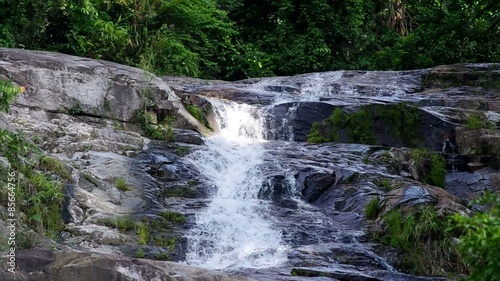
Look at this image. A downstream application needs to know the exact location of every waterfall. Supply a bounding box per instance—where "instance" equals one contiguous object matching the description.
[185,100,288,269]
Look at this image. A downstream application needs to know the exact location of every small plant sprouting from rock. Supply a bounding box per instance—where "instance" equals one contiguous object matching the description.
[68,103,82,116]
[186,104,204,123]
[97,216,136,232]
[306,122,329,143]
[115,177,132,191]
[378,206,467,276]
[411,149,447,188]
[373,178,393,191]
[365,197,380,220]
[137,222,149,245]
[465,114,495,130]
[158,210,186,224]
[307,107,376,144]
[40,156,72,181]
[176,146,190,157]
[0,79,23,112]
[135,109,174,141]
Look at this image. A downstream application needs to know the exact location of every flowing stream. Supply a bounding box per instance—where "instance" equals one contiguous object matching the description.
[185,101,288,269]
[182,73,442,281]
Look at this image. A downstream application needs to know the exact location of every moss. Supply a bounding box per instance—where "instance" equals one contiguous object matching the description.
[115,177,132,191]
[424,69,500,89]
[327,107,343,141]
[307,107,376,144]
[364,198,380,219]
[378,103,420,145]
[136,245,145,258]
[346,109,376,144]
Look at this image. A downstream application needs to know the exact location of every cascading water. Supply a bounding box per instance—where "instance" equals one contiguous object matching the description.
[185,100,288,269]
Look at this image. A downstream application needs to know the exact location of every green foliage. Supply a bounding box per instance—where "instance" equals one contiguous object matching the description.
[176,146,191,157]
[346,109,375,144]
[379,206,466,275]
[0,79,22,112]
[373,178,393,191]
[97,216,136,232]
[411,149,447,188]
[137,222,148,245]
[68,103,82,116]
[135,109,174,141]
[154,253,170,260]
[158,210,186,224]
[365,198,380,220]
[153,236,176,250]
[378,103,420,144]
[0,0,498,79]
[40,156,72,181]
[429,154,446,188]
[115,177,132,191]
[136,245,145,258]
[0,130,65,239]
[307,107,375,144]
[466,114,496,130]
[186,104,204,123]
[306,122,328,143]
[449,193,500,281]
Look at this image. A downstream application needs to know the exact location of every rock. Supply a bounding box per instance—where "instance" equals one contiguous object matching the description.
[423,63,500,89]
[379,184,466,216]
[0,48,210,135]
[0,249,253,281]
[302,172,337,203]
[455,127,500,156]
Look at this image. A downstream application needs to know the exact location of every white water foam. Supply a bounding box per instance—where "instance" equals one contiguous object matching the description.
[185,100,288,269]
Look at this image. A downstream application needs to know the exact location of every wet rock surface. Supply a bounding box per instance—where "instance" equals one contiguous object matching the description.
[0,49,498,281]
[0,249,253,281]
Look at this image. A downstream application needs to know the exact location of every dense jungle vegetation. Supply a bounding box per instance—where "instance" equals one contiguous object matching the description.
[0,0,498,79]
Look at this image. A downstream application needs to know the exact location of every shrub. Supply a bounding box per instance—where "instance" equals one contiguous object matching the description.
[379,206,466,275]
[0,79,22,112]
[115,177,132,191]
[449,193,500,281]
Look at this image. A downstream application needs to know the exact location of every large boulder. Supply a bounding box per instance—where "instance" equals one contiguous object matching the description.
[0,48,210,134]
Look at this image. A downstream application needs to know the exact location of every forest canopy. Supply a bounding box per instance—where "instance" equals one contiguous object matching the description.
[0,0,498,80]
